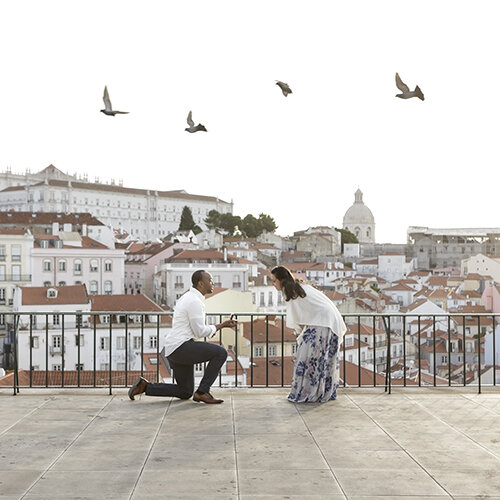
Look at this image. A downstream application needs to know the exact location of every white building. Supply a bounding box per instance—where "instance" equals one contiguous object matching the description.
[0,229,33,326]
[14,286,168,372]
[461,253,500,284]
[160,249,250,307]
[0,211,115,248]
[378,254,416,282]
[0,166,233,241]
[343,189,375,244]
[31,233,125,295]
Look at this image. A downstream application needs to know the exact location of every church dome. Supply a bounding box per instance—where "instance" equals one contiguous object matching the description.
[343,189,374,225]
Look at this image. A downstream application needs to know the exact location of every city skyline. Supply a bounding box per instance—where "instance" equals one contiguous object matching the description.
[1,1,499,243]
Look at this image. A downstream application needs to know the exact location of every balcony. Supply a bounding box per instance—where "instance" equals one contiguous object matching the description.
[0,388,499,497]
[5,311,500,392]
[0,274,32,282]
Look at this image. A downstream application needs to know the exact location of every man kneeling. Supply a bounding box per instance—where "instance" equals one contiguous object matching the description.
[128,270,237,404]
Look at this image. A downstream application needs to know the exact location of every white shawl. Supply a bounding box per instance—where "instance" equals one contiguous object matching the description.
[285,284,346,343]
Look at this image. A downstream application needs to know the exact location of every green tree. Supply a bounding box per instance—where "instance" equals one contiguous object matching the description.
[258,213,277,233]
[178,206,196,231]
[203,210,278,236]
[241,214,260,238]
[335,227,359,252]
[204,210,221,230]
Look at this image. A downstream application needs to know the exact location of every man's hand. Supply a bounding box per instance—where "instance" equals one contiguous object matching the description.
[215,318,237,331]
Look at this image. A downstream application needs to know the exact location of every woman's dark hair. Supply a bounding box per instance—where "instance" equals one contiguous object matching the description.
[271,266,306,301]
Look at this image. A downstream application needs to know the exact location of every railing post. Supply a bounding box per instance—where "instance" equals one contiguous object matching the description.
[477,316,481,395]
[13,314,19,395]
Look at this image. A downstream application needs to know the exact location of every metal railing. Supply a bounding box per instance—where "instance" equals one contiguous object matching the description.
[2,312,499,395]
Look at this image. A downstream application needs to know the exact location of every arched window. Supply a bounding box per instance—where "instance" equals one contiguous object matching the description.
[104,260,112,272]
[89,281,98,295]
[58,259,66,272]
[43,259,51,272]
[104,280,112,295]
[90,259,98,272]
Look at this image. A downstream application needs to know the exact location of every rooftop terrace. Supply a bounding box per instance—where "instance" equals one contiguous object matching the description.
[1,387,500,499]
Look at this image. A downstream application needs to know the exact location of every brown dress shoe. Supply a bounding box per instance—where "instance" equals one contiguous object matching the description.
[128,377,149,400]
[193,391,224,404]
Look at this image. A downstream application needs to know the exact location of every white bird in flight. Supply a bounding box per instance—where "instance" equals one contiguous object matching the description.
[185,111,207,133]
[100,86,129,116]
[395,73,424,101]
[276,80,292,97]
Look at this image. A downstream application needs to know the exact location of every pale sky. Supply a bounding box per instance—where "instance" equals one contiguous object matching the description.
[1,1,499,243]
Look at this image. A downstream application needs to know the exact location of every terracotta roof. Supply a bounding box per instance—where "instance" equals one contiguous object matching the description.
[0,370,161,387]
[20,285,89,305]
[248,356,295,386]
[169,250,239,263]
[1,179,231,204]
[0,211,104,226]
[127,242,174,256]
[0,228,29,235]
[90,294,164,312]
[241,318,296,343]
[340,361,386,386]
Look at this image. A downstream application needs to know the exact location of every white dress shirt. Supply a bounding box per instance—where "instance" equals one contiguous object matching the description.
[164,287,217,356]
[285,284,347,343]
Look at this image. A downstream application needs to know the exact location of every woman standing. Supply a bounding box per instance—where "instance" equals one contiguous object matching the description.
[271,266,346,403]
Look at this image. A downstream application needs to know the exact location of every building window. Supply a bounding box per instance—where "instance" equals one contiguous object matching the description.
[44,281,52,287]
[11,245,21,261]
[104,281,112,295]
[100,337,109,350]
[195,363,204,372]
[254,346,263,357]
[59,260,66,272]
[117,336,126,349]
[268,345,277,356]
[58,281,66,286]
[104,260,112,272]
[0,245,5,261]
[75,334,84,347]
[75,364,84,371]
[133,336,141,349]
[90,259,98,272]
[74,259,82,275]
[292,344,297,355]
[100,363,109,371]
[268,292,273,306]
[31,336,39,349]
[149,336,157,349]
[52,314,60,326]
[0,288,5,304]
[89,281,98,295]
[53,335,62,348]
[52,364,62,371]
[43,259,52,272]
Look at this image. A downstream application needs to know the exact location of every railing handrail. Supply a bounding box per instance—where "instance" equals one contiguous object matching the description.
[5,311,499,397]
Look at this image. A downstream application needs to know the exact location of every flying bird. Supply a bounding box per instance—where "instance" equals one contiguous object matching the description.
[185,111,207,133]
[100,86,129,116]
[276,81,292,97]
[395,73,424,101]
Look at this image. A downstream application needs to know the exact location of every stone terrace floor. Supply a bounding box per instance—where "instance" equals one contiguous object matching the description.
[1,387,500,499]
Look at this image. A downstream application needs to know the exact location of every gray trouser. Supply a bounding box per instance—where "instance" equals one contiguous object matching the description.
[145,339,227,398]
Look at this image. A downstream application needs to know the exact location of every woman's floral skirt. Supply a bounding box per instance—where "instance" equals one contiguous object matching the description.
[288,326,339,403]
